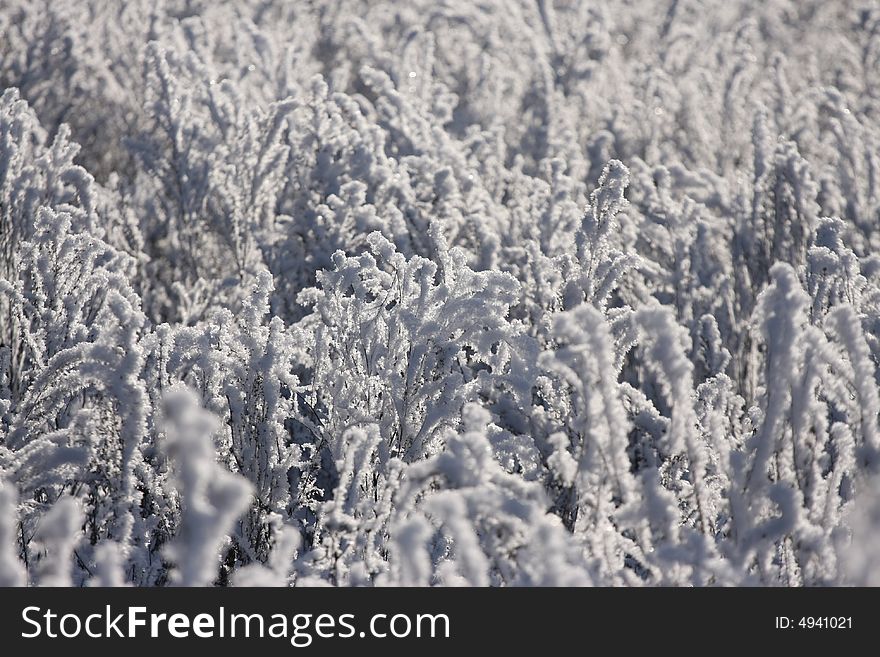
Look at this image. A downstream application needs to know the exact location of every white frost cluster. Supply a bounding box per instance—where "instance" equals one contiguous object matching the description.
[1,1,880,586]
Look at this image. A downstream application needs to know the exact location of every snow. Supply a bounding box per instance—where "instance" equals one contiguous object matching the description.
[1,0,879,587]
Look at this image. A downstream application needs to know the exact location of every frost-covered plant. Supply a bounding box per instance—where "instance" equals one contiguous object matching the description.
[1,207,149,579]
[0,480,26,585]
[161,384,253,587]
[160,271,303,564]
[1,0,880,588]
[385,403,592,587]
[299,226,529,464]
[132,44,294,323]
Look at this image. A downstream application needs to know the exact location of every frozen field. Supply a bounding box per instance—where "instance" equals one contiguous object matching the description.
[1,1,880,586]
